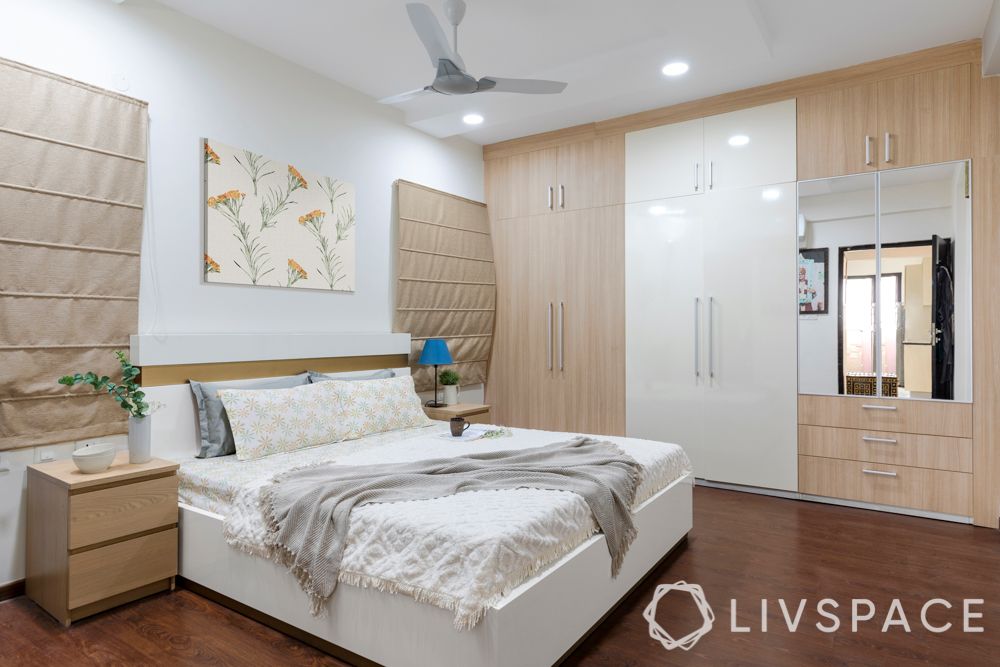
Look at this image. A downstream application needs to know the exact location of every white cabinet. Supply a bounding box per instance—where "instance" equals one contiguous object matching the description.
[625,118,703,202]
[625,185,798,491]
[626,195,706,455]
[625,99,796,202]
[703,99,797,192]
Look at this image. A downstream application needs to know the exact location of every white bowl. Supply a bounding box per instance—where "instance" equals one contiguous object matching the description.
[72,443,117,474]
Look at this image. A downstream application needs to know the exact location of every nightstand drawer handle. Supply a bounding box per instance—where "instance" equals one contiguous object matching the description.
[862,436,898,444]
[861,404,897,411]
[862,469,897,477]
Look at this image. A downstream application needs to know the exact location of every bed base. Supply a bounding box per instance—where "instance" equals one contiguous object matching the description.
[178,473,693,667]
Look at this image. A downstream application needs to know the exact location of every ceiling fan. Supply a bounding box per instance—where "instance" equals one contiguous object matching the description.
[379,0,568,104]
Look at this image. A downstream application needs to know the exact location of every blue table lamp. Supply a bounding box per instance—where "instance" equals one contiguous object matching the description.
[419,338,453,408]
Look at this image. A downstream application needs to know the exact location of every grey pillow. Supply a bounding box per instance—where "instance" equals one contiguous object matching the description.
[190,373,310,458]
[307,369,396,383]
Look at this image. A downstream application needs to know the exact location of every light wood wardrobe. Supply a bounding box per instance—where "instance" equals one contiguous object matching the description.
[486,137,626,436]
[484,40,1000,528]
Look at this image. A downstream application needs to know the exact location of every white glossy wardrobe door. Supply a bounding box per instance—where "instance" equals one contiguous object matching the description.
[703,99,796,192]
[625,118,704,203]
[701,183,798,491]
[625,196,705,454]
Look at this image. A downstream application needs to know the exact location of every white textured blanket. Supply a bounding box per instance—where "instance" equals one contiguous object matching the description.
[178,423,691,630]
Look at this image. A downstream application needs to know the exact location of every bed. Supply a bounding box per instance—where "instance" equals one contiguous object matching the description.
[147,371,693,667]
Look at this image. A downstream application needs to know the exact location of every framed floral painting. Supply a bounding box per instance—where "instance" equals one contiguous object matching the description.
[203,139,356,291]
[798,247,828,314]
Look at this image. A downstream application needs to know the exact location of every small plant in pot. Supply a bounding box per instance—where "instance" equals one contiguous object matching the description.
[439,369,461,406]
[59,350,156,464]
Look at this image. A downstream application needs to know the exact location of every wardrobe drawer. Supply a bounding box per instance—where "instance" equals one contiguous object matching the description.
[798,425,972,473]
[797,395,972,438]
[798,455,971,516]
[69,475,178,549]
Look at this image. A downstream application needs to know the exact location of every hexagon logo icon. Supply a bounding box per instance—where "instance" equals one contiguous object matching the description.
[643,581,714,651]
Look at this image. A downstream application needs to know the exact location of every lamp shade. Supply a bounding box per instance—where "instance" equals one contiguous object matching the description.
[418,338,453,366]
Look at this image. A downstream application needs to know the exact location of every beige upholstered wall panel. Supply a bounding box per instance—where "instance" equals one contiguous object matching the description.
[394,180,494,392]
[0,58,147,450]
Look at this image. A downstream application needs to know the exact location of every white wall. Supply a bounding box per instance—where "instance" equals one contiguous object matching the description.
[0,0,485,585]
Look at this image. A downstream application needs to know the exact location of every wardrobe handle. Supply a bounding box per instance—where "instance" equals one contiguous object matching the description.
[861,404,897,411]
[546,302,553,370]
[547,186,553,210]
[862,469,897,478]
[694,297,701,378]
[558,301,565,371]
[864,135,873,166]
[862,436,898,444]
[708,161,714,190]
[694,163,700,192]
[883,132,892,164]
[708,296,715,379]
[559,184,565,209]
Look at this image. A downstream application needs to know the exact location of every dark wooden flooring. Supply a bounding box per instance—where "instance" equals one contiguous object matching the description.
[3,487,1000,666]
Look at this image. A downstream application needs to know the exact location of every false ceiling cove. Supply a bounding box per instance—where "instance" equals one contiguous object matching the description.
[153,0,992,144]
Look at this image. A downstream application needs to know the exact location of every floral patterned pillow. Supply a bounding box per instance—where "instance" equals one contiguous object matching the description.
[218,381,347,461]
[331,375,433,440]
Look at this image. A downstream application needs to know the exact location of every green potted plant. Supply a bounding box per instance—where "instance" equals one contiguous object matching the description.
[439,369,461,406]
[59,351,155,464]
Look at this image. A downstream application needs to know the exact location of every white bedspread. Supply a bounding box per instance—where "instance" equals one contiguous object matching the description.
[178,423,691,629]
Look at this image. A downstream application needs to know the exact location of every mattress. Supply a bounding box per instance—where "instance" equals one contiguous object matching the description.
[177,422,692,628]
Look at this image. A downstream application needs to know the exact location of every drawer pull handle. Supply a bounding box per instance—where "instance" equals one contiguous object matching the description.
[862,469,897,478]
[861,404,897,411]
[862,436,898,444]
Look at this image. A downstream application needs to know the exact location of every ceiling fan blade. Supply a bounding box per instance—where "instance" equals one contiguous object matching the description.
[478,77,568,94]
[378,87,435,104]
[406,3,465,71]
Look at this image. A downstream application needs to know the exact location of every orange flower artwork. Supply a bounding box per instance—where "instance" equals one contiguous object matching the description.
[204,138,356,291]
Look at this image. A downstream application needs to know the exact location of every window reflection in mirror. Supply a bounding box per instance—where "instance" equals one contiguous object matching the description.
[797,161,971,402]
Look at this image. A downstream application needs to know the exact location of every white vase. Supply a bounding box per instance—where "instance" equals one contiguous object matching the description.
[442,384,459,406]
[128,415,152,464]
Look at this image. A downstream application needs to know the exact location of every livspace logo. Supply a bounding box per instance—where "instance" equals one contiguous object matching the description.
[645,582,985,652]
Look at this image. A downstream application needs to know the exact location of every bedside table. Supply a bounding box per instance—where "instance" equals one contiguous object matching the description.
[26,452,179,626]
[424,403,492,424]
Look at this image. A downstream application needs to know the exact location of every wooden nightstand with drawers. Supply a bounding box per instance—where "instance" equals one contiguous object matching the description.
[26,452,179,626]
[424,403,493,425]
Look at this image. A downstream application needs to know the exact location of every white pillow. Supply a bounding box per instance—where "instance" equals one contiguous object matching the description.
[331,375,432,440]
[218,381,346,461]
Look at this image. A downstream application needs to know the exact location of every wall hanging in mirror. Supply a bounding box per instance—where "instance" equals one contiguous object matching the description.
[203,139,356,291]
[798,247,828,314]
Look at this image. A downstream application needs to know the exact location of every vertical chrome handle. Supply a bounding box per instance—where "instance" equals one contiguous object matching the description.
[694,163,700,192]
[558,301,564,371]
[547,186,553,210]
[708,296,715,379]
[708,161,714,190]
[546,302,553,370]
[864,135,873,166]
[559,184,565,209]
[694,297,701,378]
[883,132,892,164]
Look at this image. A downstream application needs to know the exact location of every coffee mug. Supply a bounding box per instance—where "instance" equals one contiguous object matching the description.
[450,417,471,437]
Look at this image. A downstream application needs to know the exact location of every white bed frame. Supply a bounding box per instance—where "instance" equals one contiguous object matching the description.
[146,365,693,667]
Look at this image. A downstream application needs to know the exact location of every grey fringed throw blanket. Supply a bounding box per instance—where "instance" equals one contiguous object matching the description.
[260,437,641,614]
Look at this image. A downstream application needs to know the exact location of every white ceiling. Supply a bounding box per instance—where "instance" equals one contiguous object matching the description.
[152,0,994,145]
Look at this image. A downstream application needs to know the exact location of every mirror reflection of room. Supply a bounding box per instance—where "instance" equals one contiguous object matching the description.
[797,161,971,402]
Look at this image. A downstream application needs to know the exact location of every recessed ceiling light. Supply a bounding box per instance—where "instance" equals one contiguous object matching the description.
[762,188,781,201]
[462,113,484,125]
[648,205,669,216]
[661,61,689,77]
[728,134,750,147]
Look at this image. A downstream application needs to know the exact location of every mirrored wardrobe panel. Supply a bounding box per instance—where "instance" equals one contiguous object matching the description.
[797,160,972,402]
